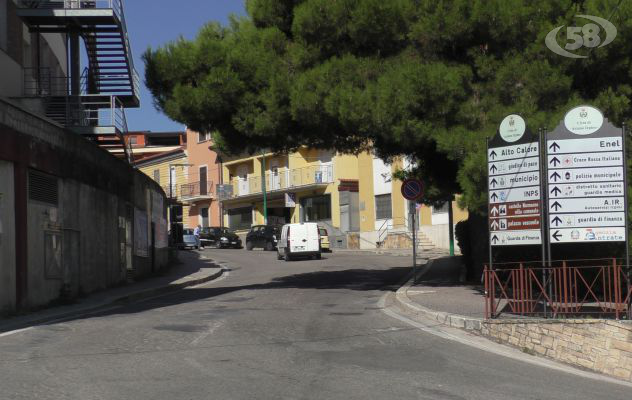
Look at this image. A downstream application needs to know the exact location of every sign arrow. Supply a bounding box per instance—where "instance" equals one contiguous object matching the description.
[551,201,562,211]
[552,230,562,242]
[550,156,561,167]
[550,186,561,196]
[549,142,560,152]
[490,206,499,216]
[489,150,497,160]
[490,178,498,188]
[491,192,499,201]
[491,220,499,230]
[550,171,561,182]
[551,216,562,226]
[490,164,498,174]
[491,235,499,244]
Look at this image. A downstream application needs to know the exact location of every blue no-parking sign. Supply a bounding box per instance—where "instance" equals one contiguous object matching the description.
[401,178,423,201]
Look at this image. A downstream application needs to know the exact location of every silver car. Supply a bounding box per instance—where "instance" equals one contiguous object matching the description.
[180,228,199,249]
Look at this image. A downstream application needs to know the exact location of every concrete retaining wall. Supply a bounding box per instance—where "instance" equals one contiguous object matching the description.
[481,319,632,381]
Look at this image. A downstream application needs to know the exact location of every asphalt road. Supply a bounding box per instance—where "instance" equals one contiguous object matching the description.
[0,249,630,400]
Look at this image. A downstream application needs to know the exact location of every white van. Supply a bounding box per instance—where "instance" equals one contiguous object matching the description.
[277,223,321,261]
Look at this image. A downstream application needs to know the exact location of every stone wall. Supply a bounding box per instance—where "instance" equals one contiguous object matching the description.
[481,319,632,381]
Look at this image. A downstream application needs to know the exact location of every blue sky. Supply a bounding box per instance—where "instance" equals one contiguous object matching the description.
[124,0,246,132]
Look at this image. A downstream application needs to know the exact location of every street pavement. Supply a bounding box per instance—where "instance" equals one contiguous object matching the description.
[0,249,630,399]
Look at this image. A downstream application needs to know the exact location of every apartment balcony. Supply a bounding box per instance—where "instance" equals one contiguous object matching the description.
[222,165,334,202]
[180,180,214,203]
[17,0,140,107]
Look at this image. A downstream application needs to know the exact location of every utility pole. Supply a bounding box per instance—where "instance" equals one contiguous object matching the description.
[261,152,268,225]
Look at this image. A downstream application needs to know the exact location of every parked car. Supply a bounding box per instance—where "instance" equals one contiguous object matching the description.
[318,226,330,252]
[200,227,242,249]
[180,228,199,250]
[246,225,281,251]
[277,223,321,261]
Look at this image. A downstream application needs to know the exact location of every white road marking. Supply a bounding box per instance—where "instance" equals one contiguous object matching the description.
[190,321,224,346]
[0,327,33,338]
[406,290,436,295]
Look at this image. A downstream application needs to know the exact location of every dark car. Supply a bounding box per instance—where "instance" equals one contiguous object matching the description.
[246,225,281,251]
[199,227,242,249]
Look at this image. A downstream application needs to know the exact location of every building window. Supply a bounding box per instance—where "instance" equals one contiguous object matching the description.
[301,194,331,222]
[197,131,211,143]
[228,207,252,230]
[153,169,160,184]
[129,136,138,145]
[375,194,392,220]
[200,207,209,227]
[432,202,449,214]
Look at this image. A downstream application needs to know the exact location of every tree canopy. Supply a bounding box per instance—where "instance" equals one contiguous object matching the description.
[143,0,632,211]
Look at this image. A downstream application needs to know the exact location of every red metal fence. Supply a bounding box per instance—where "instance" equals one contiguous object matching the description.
[484,259,632,319]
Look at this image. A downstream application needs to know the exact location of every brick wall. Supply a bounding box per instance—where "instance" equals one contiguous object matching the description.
[481,319,632,381]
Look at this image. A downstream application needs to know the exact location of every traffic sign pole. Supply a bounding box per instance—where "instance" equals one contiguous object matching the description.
[623,122,631,319]
[401,178,424,283]
[539,128,548,317]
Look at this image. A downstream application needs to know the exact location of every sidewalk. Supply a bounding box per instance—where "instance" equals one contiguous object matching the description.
[333,247,449,259]
[405,256,485,318]
[0,250,224,333]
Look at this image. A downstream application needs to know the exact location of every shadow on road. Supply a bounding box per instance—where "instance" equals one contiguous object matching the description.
[43,264,412,324]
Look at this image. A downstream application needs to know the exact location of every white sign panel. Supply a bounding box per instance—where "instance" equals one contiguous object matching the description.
[547,137,622,154]
[488,142,539,162]
[563,106,604,135]
[549,197,624,213]
[490,230,542,246]
[499,114,526,143]
[548,167,623,184]
[550,212,626,229]
[550,227,625,243]
[547,151,623,169]
[490,187,540,204]
[548,182,624,198]
[489,171,540,190]
[489,157,539,176]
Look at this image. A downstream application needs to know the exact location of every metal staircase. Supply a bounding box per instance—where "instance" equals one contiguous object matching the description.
[17,0,139,164]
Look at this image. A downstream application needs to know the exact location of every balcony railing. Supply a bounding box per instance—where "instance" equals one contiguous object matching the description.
[23,67,88,96]
[228,165,333,198]
[47,95,128,133]
[181,180,214,201]
[18,1,123,14]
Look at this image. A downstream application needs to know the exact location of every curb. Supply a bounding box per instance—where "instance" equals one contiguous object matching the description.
[393,259,483,331]
[0,267,225,333]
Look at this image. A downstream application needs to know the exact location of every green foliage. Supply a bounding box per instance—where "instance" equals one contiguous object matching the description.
[144,0,632,211]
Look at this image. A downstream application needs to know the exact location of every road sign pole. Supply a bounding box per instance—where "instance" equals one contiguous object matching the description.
[623,122,631,319]
[539,128,548,317]
[544,126,554,308]
[486,137,493,272]
[412,209,417,284]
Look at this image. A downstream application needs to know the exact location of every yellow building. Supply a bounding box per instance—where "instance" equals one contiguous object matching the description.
[219,148,468,251]
[136,148,191,229]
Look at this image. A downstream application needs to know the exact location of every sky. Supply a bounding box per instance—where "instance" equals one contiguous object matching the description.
[123,0,246,132]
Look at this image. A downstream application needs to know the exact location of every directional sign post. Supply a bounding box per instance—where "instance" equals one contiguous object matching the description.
[487,115,543,254]
[546,105,627,245]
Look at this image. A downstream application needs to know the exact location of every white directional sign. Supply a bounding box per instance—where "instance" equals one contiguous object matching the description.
[488,116,542,247]
[550,212,626,229]
[490,187,540,204]
[549,197,624,213]
[548,167,623,184]
[489,157,539,176]
[488,171,540,190]
[546,106,626,243]
[488,142,539,162]
[550,227,626,243]
[491,230,542,246]
[547,137,622,154]
[548,182,624,198]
